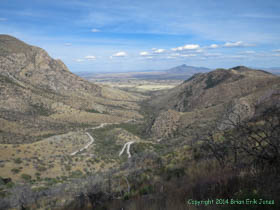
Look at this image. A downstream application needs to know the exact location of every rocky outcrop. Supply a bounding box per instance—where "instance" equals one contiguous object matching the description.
[0,35,101,96]
[151,109,181,138]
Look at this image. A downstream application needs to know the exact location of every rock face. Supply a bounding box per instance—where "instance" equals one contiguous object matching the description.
[0,35,141,144]
[149,66,280,138]
[0,35,101,95]
[151,109,181,138]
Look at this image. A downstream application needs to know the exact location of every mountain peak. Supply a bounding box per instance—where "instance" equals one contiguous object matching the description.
[166,64,210,73]
[231,66,252,71]
[0,35,101,95]
[230,66,272,75]
[0,34,33,56]
[0,34,21,41]
[150,66,279,114]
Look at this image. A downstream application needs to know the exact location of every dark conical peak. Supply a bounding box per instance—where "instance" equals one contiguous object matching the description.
[167,64,210,73]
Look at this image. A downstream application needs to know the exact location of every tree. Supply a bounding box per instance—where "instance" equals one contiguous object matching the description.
[200,103,280,171]
[225,105,280,169]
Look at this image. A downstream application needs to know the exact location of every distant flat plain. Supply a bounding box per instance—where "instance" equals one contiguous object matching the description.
[83,71,186,93]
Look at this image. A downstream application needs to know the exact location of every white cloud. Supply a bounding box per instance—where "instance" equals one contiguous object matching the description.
[171,44,200,51]
[91,28,100,32]
[239,14,280,19]
[228,55,247,59]
[139,51,149,56]
[170,53,180,57]
[272,54,280,57]
[75,59,84,62]
[195,48,204,53]
[180,54,196,57]
[240,50,255,54]
[224,41,242,47]
[203,53,222,57]
[64,43,72,46]
[170,53,196,58]
[139,55,153,60]
[209,44,218,49]
[153,49,166,53]
[171,47,181,51]
[112,51,127,57]
[85,55,96,60]
[184,44,200,50]
[272,49,280,52]
[0,18,7,21]
[224,41,255,48]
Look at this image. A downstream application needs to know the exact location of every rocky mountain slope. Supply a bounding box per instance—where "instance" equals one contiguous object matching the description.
[0,35,143,144]
[0,35,101,96]
[149,66,280,138]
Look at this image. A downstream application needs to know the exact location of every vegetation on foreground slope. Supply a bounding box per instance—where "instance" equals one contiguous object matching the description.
[0,35,280,210]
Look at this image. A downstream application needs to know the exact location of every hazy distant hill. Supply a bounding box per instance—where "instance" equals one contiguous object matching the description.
[85,64,211,81]
[262,67,280,75]
[166,64,210,74]
[0,35,142,144]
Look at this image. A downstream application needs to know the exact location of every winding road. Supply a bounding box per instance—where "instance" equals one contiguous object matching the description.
[89,123,109,130]
[119,141,134,158]
[71,120,136,157]
[70,132,95,156]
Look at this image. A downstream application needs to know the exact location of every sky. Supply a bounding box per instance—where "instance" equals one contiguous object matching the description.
[0,0,280,73]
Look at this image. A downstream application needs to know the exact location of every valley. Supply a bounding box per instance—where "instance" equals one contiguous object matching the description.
[0,35,280,210]
[89,79,181,93]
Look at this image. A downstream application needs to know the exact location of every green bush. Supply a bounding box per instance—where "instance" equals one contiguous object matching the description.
[139,185,153,195]
[123,192,131,200]
[21,174,32,182]
[11,168,21,174]
[29,103,52,116]
[35,172,41,177]
[0,177,5,185]
[44,177,59,186]
[5,182,15,188]
[37,166,47,172]
[14,158,22,164]
[70,170,83,178]
[85,109,101,113]
[65,165,72,171]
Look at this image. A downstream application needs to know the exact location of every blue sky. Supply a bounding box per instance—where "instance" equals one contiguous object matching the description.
[1,0,280,72]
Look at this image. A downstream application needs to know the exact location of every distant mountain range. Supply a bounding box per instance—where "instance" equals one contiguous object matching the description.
[79,65,280,81]
[85,64,212,81]
[261,67,280,75]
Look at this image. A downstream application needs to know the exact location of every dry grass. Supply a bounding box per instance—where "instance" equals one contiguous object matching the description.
[93,79,181,93]
[0,124,151,182]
